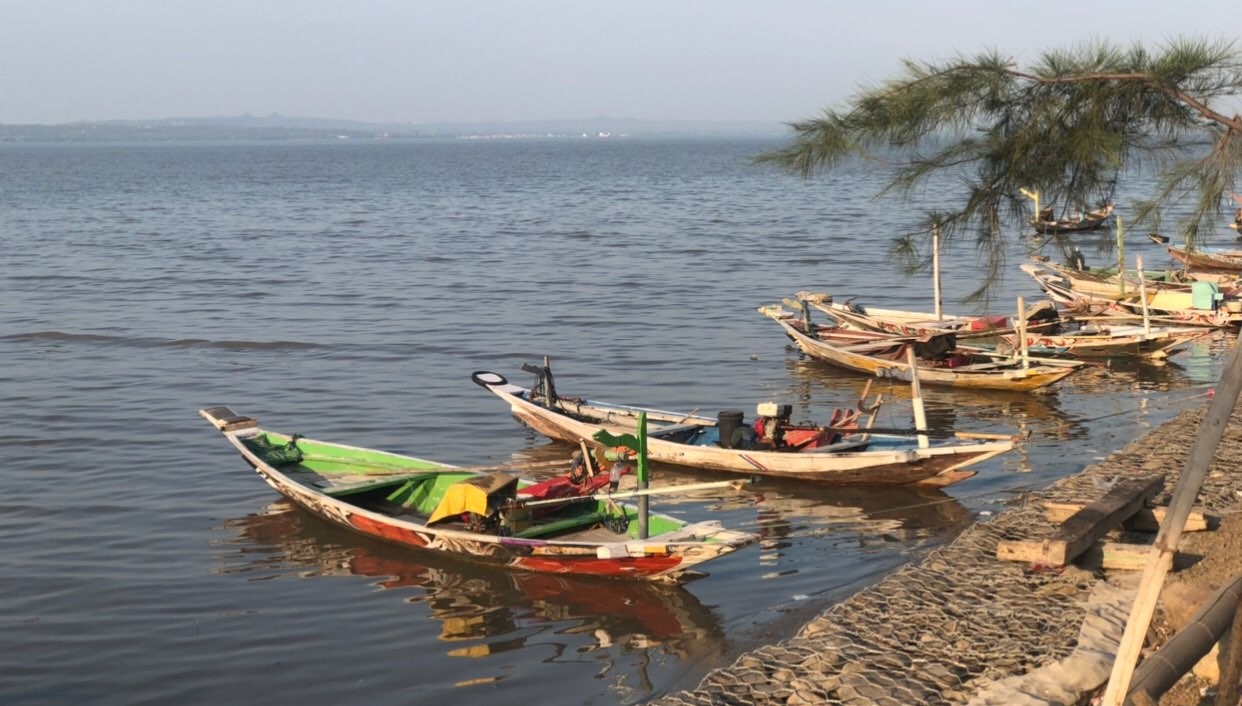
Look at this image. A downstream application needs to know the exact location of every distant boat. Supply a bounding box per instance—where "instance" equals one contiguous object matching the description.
[1030,204,1115,235]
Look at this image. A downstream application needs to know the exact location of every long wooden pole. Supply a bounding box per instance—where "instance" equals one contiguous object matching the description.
[933,225,943,322]
[1137,255,1151,335]
[904,346,929,449]
[1017,296,1030,369]
[1118,216,1126,298]
[519,479,747,508]
[637,412,650,539]
[1101,327,1242,705]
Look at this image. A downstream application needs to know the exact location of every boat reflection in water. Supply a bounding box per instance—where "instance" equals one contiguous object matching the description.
[217,500,726,699]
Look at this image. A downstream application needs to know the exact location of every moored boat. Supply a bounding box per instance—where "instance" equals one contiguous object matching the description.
[1021,261,1242,328]
[759,306,1083,392]
[1167,244,1242,273]
[1029,204,1115,234]
[794,291,1057,340]
[472,363,1016,487]
[200,406,755,582]
[999,323,1208,359]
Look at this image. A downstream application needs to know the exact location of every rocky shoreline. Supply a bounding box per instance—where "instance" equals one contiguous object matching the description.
[652,402,1242,706]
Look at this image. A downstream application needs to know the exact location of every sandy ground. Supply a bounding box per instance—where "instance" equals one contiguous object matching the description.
[1150,512,1242,706]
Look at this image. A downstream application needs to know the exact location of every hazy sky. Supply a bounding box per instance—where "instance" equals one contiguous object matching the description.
[2,0,1238,125]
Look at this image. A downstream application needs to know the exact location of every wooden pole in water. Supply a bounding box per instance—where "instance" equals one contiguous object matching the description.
[1137,255,1151,334]
[1117,216,1126,298]
[637,411,649,540]
[1101,328,1242,706]
[933,224,943,322]
[903,346,929,449]
[1017,297,1030,369]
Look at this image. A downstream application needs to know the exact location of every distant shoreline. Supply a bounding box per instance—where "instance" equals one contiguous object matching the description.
[0,116,788,143]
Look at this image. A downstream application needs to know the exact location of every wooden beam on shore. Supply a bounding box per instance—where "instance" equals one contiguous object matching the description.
[1076,542,1157,572]
[996,475,1164,566]
[1043,501,1214,533]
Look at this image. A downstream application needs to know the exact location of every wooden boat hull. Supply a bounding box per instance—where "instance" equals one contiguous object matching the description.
[473,374,1013,486]
[1167,245,1242,273]
[796,293,1055,340]
[1001,327,1207,359]
[1029,205,1114,234]
[200,408,755,583]
[770,318,1080,392]
[1022,262,1242,328]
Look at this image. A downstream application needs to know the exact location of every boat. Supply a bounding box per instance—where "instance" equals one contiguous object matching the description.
[998,322,1208,359]
[199,406,756,582]
[793,291,1057,340]
[1021,261,1242,328]
[759,306,1083,392]
[1029,204,1115,234]
[1167,244,1242,273]
[472,363,1016,487]
[1028,260,1238,301]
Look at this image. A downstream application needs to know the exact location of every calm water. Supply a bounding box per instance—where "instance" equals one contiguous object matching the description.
[1,137,1229,705]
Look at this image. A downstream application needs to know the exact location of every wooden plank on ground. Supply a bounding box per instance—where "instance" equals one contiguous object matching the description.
[1076,542,1155,571]
[1043,501,1213,532]
[996,475,1164,566]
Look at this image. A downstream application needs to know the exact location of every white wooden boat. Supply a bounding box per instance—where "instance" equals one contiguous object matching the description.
[792,291,1056,339]
[760,306,1083,392]
[472,366,1015,487]
[999,323,1208,359]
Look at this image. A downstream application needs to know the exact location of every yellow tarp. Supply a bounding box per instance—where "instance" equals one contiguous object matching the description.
[427,473,518,525]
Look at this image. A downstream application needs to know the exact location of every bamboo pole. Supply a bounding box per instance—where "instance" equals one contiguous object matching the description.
[904,346,929,449]
[1017,296,1030,369]
[637,411,649,539]
[1101,326,1242,705]
[1118,216,1126,298]
[1137,255,1151,335]
[933,225,943,322]
[518,479,747,508]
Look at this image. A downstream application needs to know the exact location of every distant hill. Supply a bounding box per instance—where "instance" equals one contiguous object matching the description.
[0,114,789,142]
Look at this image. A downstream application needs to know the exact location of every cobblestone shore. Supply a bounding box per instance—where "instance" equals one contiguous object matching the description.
[652,402,1242,706]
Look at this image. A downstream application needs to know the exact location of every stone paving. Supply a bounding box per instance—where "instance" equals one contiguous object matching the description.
[652,403,1242,706]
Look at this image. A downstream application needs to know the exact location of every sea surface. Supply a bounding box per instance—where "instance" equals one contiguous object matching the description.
[1,137,1233,705]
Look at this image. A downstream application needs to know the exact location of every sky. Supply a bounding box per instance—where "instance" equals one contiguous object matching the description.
[2,0,1239,126]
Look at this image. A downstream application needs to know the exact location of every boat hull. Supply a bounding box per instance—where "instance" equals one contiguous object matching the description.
[774,319,1079,392]
[202,409,754,582]
[475,377,1013,486]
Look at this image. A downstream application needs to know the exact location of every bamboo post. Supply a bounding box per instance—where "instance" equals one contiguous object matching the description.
[933,225,943,322]
[637,412,649,539]
[1101,327,1242,706]
[1136,255,1151,335]
[904,346,929,449]
[1117,216,1126,298]
[1017,297,1030,369]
